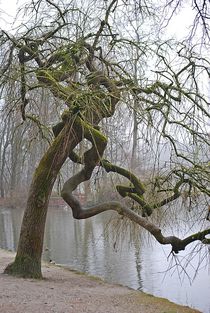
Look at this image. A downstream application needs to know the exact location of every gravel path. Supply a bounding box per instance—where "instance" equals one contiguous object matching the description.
[0,249,200,313]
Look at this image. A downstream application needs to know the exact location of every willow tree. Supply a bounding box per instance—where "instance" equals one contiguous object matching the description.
[0,0,210,278]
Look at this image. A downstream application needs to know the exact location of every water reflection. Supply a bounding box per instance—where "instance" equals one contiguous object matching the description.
[0,206,210,313]
[43,208,143,289]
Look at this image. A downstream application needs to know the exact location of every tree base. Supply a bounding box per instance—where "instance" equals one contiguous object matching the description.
[4,255,42,279]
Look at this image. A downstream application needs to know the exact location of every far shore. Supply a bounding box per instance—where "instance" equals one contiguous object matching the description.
[0,248,201,313]
[0,195,66,209]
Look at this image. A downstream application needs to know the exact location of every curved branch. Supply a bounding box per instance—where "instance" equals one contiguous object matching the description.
[101,159,145,195]
[101,159,184,216]
[61,117,108,214]
[62,160,210,253]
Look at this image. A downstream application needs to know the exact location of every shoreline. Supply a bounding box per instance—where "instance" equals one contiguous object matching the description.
[0,248,201,313]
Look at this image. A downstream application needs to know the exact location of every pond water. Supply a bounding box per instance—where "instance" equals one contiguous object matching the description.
[0,205,210,313]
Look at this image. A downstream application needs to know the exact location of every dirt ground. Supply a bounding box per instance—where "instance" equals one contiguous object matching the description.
[0,249,200,313]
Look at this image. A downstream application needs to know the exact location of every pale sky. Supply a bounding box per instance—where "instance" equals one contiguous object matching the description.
[165,6,195,39]
[0,0,18,23]
[0,0,195,41]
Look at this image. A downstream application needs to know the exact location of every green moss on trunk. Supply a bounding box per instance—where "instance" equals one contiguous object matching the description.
[4,116,83,279]
[4,255,42,279]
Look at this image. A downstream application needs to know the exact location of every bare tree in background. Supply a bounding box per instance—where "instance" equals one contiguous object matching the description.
[0,0,209,278]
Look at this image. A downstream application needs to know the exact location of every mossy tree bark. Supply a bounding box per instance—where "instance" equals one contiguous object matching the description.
[4,116,82,278]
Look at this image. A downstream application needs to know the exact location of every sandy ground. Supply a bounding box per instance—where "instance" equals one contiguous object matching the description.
[0,249,201,313]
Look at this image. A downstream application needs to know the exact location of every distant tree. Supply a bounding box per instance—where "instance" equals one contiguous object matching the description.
[0,0,209,278]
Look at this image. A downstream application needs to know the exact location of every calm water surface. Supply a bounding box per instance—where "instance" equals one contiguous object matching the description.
[0,206,210,313]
